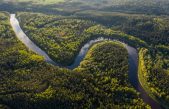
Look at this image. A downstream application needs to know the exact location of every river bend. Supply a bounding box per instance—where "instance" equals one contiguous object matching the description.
[10,14,162,109]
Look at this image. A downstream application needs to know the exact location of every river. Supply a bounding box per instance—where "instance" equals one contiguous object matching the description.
[10,14,162,109]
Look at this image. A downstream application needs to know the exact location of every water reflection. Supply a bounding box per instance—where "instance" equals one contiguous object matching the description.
[10,14,56,65]
[10,14,162,109]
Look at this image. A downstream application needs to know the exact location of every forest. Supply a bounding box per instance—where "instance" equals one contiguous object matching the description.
[16,11,169,109]
[16,12,146,65]
[0,12,150,109]
[0,0,169,15]
[0,0,169,109]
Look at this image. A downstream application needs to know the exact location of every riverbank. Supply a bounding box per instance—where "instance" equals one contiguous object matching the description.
[10,13,162,109]
[138,48,168,109]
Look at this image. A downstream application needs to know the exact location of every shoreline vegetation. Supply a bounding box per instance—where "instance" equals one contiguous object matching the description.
[138,48,169,109]
[16,12,147,66]
[0,12,150,109]
[0,0,169,108]
[15,12,169,108]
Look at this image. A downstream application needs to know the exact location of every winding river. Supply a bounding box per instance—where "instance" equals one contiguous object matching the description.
[10,14,162,109]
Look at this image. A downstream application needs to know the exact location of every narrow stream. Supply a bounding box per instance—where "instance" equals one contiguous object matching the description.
[10,14,162,109]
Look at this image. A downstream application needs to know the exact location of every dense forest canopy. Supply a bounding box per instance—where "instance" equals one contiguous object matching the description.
[0,0,169,109]
[0,0,169,15]
[0,13,150,108]
[16,11,169,108]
